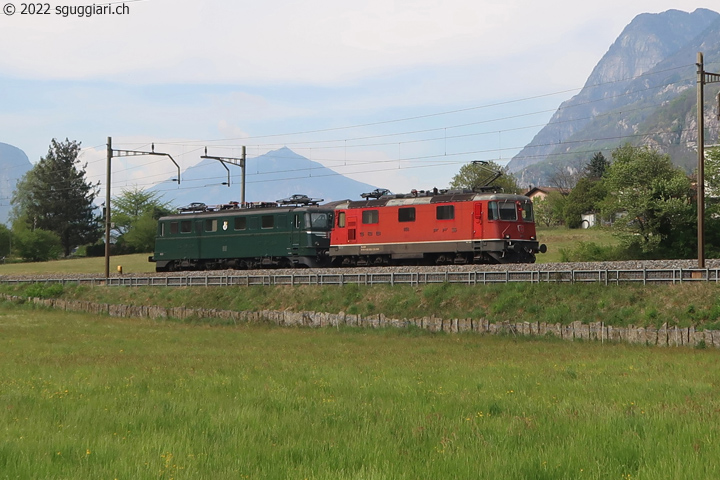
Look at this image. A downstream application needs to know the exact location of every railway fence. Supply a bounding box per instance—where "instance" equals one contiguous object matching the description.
[2,267,720,287]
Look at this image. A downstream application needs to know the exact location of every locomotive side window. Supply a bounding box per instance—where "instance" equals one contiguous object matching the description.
[398,207,416,222]
[170,222,179,234]
[522,200,534,222]
[337,212,346,228]
[204,219,217,232]
[499,201,518,221]
[234,217,247,230]
[488,202,499,220]
[159,223,165,237]
[436,205,454,220]
[180,220,192,233]
[362,210,379,224]
[261,215,274,229]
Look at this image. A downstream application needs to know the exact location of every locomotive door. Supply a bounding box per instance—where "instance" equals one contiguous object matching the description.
[473,203,483,238]
[290,213,301,254]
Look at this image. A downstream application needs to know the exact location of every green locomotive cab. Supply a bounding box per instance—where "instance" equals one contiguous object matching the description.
[150,204,334,272]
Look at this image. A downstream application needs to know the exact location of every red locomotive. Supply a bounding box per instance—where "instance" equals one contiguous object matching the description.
[329,189,546,266]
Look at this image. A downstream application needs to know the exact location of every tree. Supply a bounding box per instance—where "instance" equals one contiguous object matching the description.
[705,147,720,194]
[11,139,101,256]
[603,144,695,257]
[11,221,61,262]
[702,147,720,257]
[112,187,173,236]
[532,191,566,227]
[562,178,607,228]
[547,158,585,194]
[449,161,521,194]
[119,211,162,252]
[111,187,173,253]
[0,224,11,259]
[584,151,610,180]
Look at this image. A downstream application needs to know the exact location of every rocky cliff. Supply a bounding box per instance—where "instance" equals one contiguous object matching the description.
[508,8,720,186]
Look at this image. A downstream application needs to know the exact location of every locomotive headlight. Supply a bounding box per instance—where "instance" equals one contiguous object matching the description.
[504,234,510,239]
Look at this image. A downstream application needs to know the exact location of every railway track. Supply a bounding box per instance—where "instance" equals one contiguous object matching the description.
[2,259,720,287]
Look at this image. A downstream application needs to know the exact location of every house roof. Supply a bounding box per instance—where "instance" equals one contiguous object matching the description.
[524,186,564,197]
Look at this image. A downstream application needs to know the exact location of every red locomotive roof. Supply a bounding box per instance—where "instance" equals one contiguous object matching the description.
[337,192,531,210]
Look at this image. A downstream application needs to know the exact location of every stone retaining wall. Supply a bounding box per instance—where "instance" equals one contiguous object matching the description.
[2,294,715,348]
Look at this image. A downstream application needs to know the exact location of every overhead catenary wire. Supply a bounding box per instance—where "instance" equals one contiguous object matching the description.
[9,62,719,200]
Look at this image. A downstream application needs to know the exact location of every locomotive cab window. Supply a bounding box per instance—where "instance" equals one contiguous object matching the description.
[261,215,274,229]
[499,201,518,221]
[337,212,346,228]
[436,205,454,220]
[170,222,179,234]
[180,220,192,233]
[362,210,379,224]
[204,219,217,232]
[488,201,517,221]
[307,212,329,229]
[398,207,416,223]
[234,217,247,230]
[159,223,165,237]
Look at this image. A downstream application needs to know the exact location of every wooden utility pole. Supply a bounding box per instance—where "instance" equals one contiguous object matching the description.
[105,137,112,279]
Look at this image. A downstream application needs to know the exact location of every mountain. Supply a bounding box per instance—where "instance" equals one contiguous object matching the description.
[0,142,32,225]
[151,147,379,208]
[508,8,720,187]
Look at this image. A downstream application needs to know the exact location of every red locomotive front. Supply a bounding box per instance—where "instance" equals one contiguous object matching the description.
[329,191,546,266]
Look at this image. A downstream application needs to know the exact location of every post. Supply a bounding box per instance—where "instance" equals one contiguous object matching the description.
[105,136,112,279]
[697,53,705,269]
[241,145,247,205]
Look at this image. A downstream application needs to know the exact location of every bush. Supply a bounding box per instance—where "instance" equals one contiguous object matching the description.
[24,283,64,299]
[559,241,627,262]
[13,228,62,262]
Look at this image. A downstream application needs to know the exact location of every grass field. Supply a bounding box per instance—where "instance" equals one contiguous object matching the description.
[1,302,719,479]
[535,226,620,263]
[0,253,154,276]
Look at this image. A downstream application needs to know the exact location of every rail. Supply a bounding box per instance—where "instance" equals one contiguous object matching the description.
[1,268,720,287]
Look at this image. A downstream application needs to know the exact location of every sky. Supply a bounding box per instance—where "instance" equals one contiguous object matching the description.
[1,0,718,206]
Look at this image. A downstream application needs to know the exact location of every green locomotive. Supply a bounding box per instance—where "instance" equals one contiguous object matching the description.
[149,200,335,272]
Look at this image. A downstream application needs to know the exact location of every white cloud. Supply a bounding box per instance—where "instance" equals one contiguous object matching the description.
[2,0,714,87]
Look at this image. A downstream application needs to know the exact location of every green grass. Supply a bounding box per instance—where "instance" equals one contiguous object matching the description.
[1,302,720,479]
[536,226,620,263]
[0,253,154,275]
[8,281,720,329]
